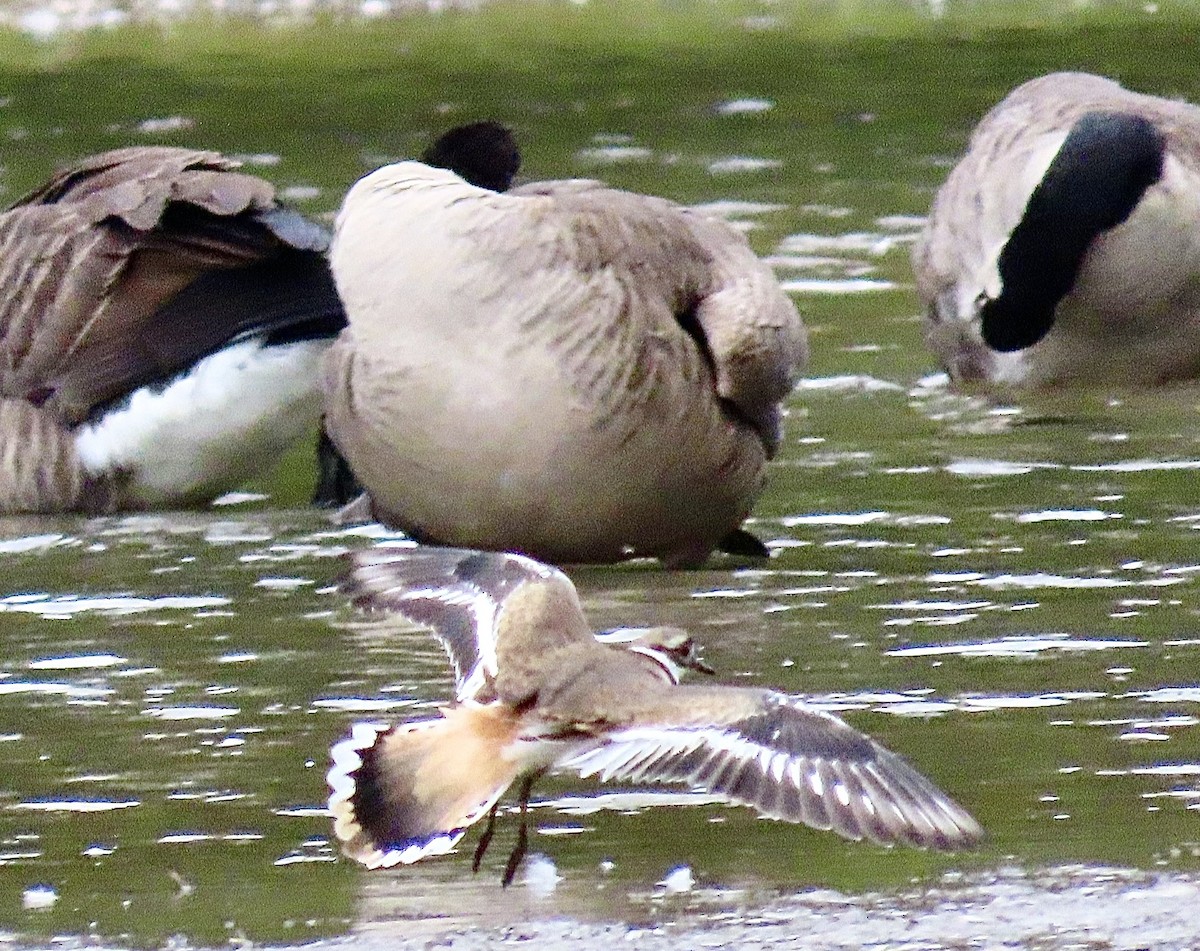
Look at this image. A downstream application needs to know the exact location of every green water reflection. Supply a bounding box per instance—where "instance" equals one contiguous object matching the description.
[2,2,1200,944]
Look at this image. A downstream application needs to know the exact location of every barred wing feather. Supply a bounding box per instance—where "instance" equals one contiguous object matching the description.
[346,547,579,702]
[559,691,983,850]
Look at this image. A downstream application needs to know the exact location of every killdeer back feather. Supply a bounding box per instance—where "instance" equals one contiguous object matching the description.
[348,545,587,703]
[328,548,984,879]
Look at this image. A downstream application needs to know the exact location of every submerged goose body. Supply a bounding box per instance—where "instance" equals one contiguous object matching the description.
[324,163,807,565]
[0,145,343,512]
[915,71,1200,387]
[328,547,985,883]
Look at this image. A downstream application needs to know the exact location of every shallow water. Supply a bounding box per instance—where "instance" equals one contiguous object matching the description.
[3,3,1200,947]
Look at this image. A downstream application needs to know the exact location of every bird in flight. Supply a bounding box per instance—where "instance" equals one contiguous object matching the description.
[328,547,984,885]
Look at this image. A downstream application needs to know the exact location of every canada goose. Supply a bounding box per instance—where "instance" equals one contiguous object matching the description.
[0,145,345,513]
[322,156,807,566]
[914,71,1200,387]
[328,547,984,884]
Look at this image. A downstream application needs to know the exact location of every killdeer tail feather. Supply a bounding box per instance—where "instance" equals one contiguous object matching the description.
[328,705,523,868]
[561,692,984,851]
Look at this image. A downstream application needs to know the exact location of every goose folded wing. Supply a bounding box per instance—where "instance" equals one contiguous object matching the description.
[0,148,339,422]
[558,686,983,850]
[510,181,807,456]
[0,398,110,512]
[679,211,808,456]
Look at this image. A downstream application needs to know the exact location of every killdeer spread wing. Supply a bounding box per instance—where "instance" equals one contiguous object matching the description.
[346,546,593,702]
[559,686,983,851]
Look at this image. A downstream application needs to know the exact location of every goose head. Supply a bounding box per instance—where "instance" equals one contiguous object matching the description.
[421,120,521,193]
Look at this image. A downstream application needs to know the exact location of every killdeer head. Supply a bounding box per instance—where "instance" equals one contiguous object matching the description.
[328,547,984,885]
[595,626,716,680]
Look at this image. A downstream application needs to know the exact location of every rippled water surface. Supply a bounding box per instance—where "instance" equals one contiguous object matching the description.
[2,4,1200,947]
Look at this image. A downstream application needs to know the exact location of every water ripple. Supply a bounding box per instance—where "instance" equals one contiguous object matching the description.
[29,653,127,670]
[9,800,139,812]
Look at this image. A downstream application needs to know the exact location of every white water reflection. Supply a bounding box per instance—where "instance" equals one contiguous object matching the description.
[9,800,139,812]
[782,511,887,526]
[777,232,912,256]
[21,886,56,910]
[1073,459,1200,472]
[142,706,240,720]
[28,653,126,670]
[312,697,421,711]
[0,682,113,698]
[714,98,774,114]
[575,145,654,164]
[959,693,1105,710]
[1125,688,1200,704]
[886,636,1148,658]
[523,855,563,897]
[1013,509,1121,523]
[779,277,898,293]
[690,200,787,218]
[0,533,70,554]
[930,572,1176,590]
[547,791,727,815]
[945,459,1059,476]
[706,156,782,174]
[0,593,230,617]
[794,374,903,392]
[157,832,266,843]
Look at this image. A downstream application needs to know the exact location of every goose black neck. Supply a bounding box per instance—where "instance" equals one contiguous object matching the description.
[981,110,1165,353]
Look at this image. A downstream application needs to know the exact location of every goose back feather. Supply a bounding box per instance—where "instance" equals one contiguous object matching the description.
[324,164,806,565]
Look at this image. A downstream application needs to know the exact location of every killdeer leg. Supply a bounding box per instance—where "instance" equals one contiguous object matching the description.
[472,802,500,873]
[500,775,534,888]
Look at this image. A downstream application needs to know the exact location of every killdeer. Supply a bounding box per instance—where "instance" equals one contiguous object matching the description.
[914,71,1200,387]
[320,144,807,566]
[328,547,984,885]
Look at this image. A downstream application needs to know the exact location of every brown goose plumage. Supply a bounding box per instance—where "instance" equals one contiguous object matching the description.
[328,547,984,882]
[322,163,807,566]
[0,145,343,513]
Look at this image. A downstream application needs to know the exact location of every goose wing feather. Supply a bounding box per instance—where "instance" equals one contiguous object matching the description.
[508,178,806,451]
[0,146,333,422]
[675,210,807,456]
[0,397,110,512]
